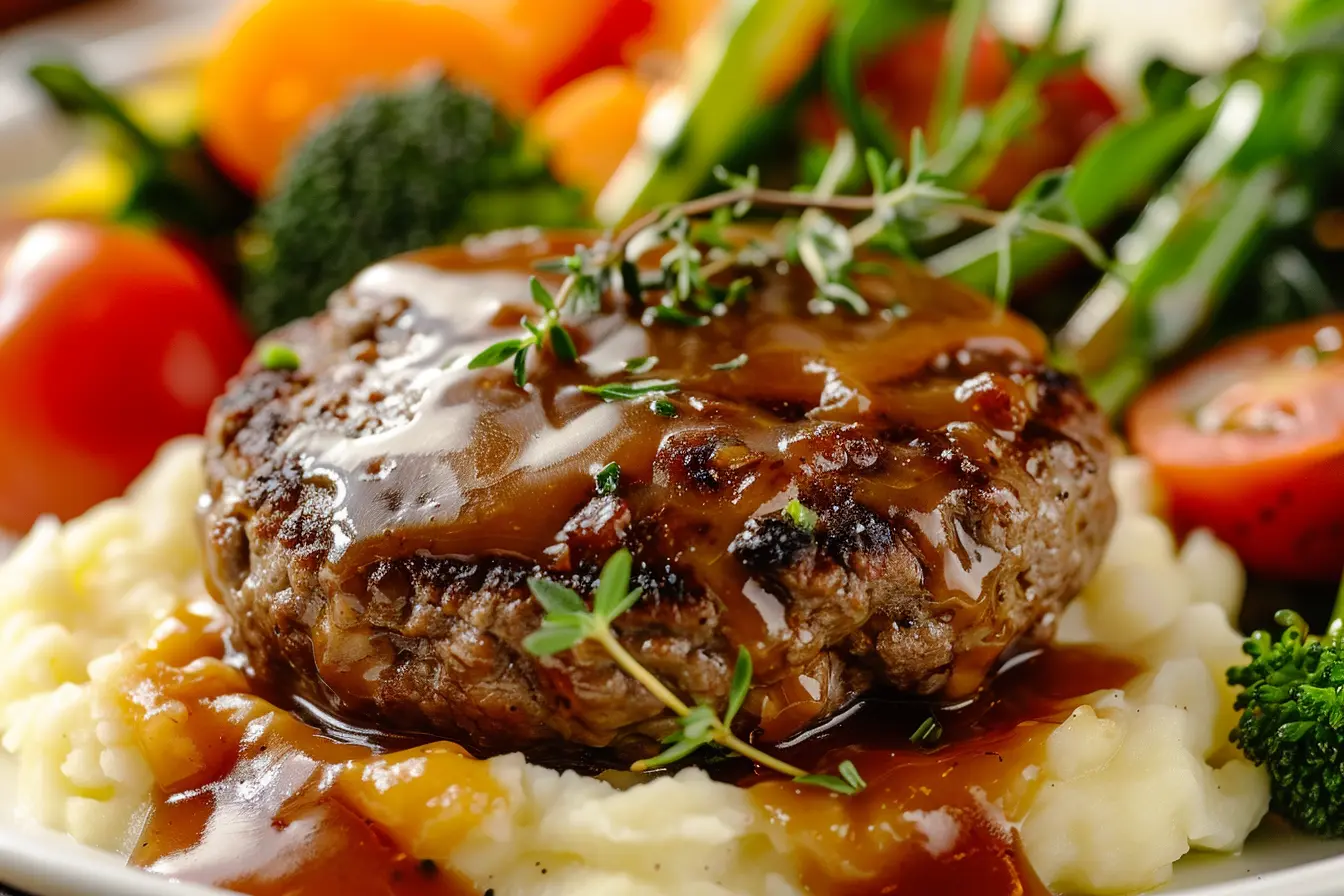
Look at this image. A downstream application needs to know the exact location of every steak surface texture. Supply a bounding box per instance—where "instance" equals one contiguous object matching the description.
[202,231,1116,758]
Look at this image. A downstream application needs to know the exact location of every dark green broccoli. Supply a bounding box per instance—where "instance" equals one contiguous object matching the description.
[1228,577,1344,836]
[243,76,582,333]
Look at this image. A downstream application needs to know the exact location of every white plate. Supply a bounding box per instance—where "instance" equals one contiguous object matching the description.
[1,1,1340,894]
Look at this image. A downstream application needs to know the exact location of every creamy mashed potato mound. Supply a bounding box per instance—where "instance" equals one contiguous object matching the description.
[0,446,1270,894]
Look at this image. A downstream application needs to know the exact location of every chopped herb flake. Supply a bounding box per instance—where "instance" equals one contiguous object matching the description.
[711,353,749,371]
[784,498,818,533]
[259,343,301,371]
[910,716,943,746]
[625,356,659,374]
[595,462,620,496]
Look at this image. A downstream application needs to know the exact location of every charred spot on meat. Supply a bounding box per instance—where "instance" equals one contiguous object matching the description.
[201,231,1116,759]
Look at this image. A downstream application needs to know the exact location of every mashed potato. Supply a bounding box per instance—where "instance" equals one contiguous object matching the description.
[0,446,1270,894]
[0,438,207,851]
[1024,456,1268,893]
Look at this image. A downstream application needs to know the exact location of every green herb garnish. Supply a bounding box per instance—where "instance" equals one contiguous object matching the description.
[522,550,867,796]
[595,462,621,496]
[711,354,749,371]
[624,356,659,374]
[468,276,579,386]
[468,131,1109,388]
[259,343,302,371]
[784,498,819,533]
[910,716,944,746]
[579,380,681,402]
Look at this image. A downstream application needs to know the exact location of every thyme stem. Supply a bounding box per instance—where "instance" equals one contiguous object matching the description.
[592,626,693,717]
[474,135,1112,381]
[593,625,812,779]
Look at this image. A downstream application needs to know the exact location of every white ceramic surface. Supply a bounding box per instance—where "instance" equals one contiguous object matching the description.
[1,1,1341,894]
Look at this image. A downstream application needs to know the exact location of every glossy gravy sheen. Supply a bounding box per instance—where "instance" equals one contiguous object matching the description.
[125,603,490,896]
[280,231,1049,687]
[125,603,1137,896]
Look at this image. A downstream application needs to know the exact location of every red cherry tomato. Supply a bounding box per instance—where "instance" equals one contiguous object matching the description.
[0,221,252,532]
[859,17,1012,140]
[980,69,1118,209]
[811,17,1118,208]
[1129,315,1344,581]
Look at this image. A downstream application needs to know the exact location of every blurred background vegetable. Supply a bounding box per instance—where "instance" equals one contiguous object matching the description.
[0,220,249,532]
[242,76,579,332]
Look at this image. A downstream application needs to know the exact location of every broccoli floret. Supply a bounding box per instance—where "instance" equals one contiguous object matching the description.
[1228,580,1344,836]
[243,76,577,333]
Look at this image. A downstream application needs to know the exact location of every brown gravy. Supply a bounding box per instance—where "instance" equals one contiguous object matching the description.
[124,602,487,896]
[753,646,1140,894]
[124,601,1137,896]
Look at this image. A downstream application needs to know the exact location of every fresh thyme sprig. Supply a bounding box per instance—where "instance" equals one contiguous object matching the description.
[468,131,1112,387]
[522,549,866,796]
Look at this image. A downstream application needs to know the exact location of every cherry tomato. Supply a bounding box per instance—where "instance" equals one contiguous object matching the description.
[810,17,1117,208]
[1129,315,1344,581]
[0,222,252,532]
[859,17,1012,140]
[979,69,1118,209]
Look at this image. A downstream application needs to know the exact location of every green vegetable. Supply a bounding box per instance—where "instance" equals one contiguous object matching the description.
[823,0,940,155]
[1058,47,1344,413]
[594,0,832,224]
[28,62,250,240]
[245,76,581,333]
[1228,574,1344,836]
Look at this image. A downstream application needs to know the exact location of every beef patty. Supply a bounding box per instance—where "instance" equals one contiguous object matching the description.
[202,230,1116,759]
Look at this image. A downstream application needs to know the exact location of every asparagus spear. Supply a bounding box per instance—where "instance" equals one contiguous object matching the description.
[1057,47,1344,413]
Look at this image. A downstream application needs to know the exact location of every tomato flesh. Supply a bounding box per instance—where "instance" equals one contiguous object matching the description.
[0,222,252,532]
[1129,315,1344,581]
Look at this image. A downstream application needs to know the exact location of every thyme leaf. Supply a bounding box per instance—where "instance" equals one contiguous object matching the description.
[650,398,679,418]
[794,760,867,796]
[624,355,659,374]
[580,380,681,402]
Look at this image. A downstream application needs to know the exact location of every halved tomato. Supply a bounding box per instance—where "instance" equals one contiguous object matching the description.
[1128,315,1344,581]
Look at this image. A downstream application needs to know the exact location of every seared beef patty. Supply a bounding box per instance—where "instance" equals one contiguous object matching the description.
[202,231,1116,758]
